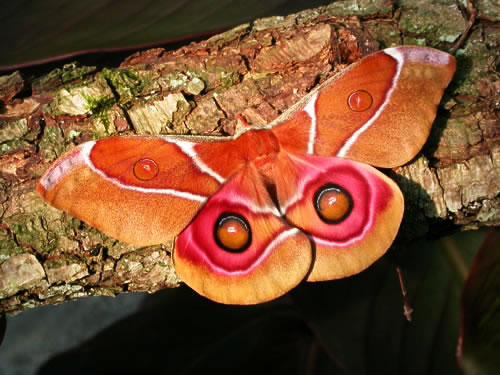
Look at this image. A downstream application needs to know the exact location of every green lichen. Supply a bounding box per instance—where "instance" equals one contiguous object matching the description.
[33,63,96,93]
[0,229,23,262]
[0,119,28,143]
[0,119,36,154]
[83,94,115,115]
[82,93,115,132]
[4,213,58,254]
[402,36,427,46]
[60,63,97,83]
[206,63,242,90]
[44,254,82,269]
[38,126,66,161]
[67,129,81,140]
[475,0,500,19]
[21,301,39,310]
[253,15,295,32]
[188,65,240,91]
[159,72,206,95]
[454,30,494,96]
[64,217,81,231]
[39,284,84,299]
[163,72,189,90]
[90,287,121,297]
[76,225,121,254]
[0,139,31,154]
[107,241,137,259]
[170,96,193,130]
[101,68,154,104]
[398,1,465,45]
[188,71,211,91]
[325,0,393,17]
[186,77,205,95]
[218,70,240,89]
[207,23,250,45]
[364,23,402,48]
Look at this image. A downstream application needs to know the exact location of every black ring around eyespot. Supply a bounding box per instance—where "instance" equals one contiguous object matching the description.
[313,183,354,224]
[213,212,252,253]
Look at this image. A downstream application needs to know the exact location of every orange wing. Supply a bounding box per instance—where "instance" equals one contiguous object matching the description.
[272,46,456,167]
[268,152,404,281]
[38,136,225,246]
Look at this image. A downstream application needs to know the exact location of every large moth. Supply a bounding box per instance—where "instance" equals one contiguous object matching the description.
[38,46,456,304]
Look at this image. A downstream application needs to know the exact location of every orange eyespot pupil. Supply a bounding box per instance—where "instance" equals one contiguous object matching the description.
[133,159,159,181]
[315,184,353,224]
[215,214,251,252]
[348,90,373,112]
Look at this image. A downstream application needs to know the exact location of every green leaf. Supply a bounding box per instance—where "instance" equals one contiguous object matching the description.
[458,229,500,375]
[1,0,336,69]
[292,232,486,375]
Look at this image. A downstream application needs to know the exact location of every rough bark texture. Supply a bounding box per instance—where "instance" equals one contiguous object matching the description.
[0,0,498,314]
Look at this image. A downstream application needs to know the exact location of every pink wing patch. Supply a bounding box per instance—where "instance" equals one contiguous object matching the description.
[273,153,404,281]
[173,163,312,305]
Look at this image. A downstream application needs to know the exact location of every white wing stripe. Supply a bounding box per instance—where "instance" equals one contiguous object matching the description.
[169,140,226,184]
[336,49,404,157]
[210,228,301,275]
[81,142,207,203]
[304,92,318,154]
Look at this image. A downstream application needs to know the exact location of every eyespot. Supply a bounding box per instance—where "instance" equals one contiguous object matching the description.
[314,184,353,224]
[214,213,252,253]
[347,90,373,112]
[133,159,159,181]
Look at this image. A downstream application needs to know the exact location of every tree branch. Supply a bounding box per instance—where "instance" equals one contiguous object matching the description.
[0,1,498,314]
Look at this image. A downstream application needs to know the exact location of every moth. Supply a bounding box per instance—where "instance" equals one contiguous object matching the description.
[37,46,456,304]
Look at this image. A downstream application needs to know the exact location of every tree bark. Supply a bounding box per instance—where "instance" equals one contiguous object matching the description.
[0,0,498,314]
